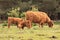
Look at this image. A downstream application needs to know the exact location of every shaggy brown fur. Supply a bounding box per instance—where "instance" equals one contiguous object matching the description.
[25,11,53,27]
[17,20,32,29]
[8,17,31,29]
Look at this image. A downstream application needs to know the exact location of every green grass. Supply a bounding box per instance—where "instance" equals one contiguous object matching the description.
[0,22,60,40]
[54,21,60,25]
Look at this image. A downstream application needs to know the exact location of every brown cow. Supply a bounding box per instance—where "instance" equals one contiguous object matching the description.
[25,11,53,27]
[8,17,31,29]
[17,19,32,29]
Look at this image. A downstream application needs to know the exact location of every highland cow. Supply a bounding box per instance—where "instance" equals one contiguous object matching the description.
[8,17,31,29]
[25,11,53,27]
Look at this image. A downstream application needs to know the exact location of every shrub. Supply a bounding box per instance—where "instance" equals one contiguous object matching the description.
[7,7,20,17]
[19,12,25,18]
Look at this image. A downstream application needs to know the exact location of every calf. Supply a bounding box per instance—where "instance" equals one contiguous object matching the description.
[8,17,31,29]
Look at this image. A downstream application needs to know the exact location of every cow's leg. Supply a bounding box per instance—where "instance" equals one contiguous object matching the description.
[17,25,18,28]
[27,21,32,29]
[17,24,19,28]
[39,22,43,28]
[8,21,11,28]
[41,23,43,28]
[29,21,32,29]
[22,26,24,29]
[39,23,41,27]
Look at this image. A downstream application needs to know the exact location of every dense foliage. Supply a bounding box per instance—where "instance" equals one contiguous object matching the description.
[0,0,60,20]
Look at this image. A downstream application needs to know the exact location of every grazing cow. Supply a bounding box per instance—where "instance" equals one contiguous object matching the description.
[25,11,53,27]
[19,20,32,29]
[8,17,31,29]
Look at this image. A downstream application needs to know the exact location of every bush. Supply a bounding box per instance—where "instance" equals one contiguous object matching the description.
[19,12,25,18]
[7,7,20,17]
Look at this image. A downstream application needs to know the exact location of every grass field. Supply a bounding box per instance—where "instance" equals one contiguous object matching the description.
[0,22,60,40]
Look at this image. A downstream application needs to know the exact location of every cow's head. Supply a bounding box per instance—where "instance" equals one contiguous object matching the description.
[48,20,53,27]
[17,20,25,29]
[18,20,31,29]
[25,20,32,28]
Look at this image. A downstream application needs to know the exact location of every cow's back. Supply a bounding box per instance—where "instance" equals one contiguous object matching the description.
[8,17,23,24]
[25,11,41,23]
[25,11,51,23]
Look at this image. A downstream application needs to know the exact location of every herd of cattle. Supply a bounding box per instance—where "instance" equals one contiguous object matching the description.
[8,11,53,29]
